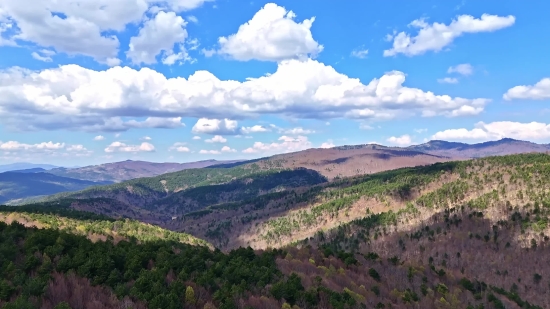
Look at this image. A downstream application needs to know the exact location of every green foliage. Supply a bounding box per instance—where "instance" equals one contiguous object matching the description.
[0,210,210,247]
[368,268,381,282]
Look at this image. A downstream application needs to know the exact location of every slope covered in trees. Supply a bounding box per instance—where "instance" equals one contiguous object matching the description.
[1,153,549,308]
[1,218,546,309]
[0,205,210,247]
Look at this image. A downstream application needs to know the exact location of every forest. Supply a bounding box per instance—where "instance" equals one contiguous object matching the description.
[0,153,549,308]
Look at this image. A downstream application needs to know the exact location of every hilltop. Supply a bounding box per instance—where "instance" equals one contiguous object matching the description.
[407,138,550,158]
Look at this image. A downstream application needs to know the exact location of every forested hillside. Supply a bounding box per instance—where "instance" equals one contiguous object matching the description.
[0,153,549,308]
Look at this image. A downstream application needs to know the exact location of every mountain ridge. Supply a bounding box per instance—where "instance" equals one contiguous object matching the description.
[47,159,245,183]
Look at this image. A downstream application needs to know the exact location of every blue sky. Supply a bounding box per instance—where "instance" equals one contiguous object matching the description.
[0,0,549,166]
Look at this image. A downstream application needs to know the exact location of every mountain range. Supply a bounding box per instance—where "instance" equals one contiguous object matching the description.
[0,162,60,173]
[2,138,549,206]
[47,159,244,182]
[0,171,112,204]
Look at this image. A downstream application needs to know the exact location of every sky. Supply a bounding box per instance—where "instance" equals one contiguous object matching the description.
[0,0,549,166]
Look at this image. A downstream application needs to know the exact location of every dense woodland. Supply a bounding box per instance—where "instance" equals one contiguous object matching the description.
[0,153,549,308]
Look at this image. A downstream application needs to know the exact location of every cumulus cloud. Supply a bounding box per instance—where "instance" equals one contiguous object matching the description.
[169,142,190,152]
[0,141,65,151]
[384,14,515,57]
[242,135,311,154]
[216,3,323,61]
[0,0,210,64]
[241,125,271,134]
[104,141,155,153]
[0,60,488,132]
[432,121,550,141]
[205,135,227,143]
[320,140,335,148]
[199,149,220,154]
[141,136,152,140]
[221,145,236,153]
[438,77,459,84]
[93,135,105,141]
[192,136,201,140]
[66,145,91,154]
[127,11,193,65]
[0,140,91,158]
[503,78,550,100]
[448,63,473,76]
[414,128,428,133]
[387,135,413,146]
[282,127,315,135]
[192,118,240,135]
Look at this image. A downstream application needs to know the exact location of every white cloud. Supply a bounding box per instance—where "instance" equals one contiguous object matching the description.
[387,135,413,146]
[66,144,89,152]
[351,48,369,59]
[205,135,227,143]
[0,141,65,151]
[31,49,56,62]
[0,0,210,64]
[438,77,459,84]
[199,149,220,154]
[0,59,488,132]
[216,3,323,61]
[127,11,191,65]
[241,125,271,134]
[0,140,92,158]
[221,145,236,153]
[384,14,515,57]
[448,63,473,76]
[192,136,201,140]
[320,140,335,148]
[123,117,185,129]
[104,141,155,153]
[141,136,152,140]
[282,127,315,135]
[503,78,550,100]
[169,142,190,152]
[187,15,198,23]
[431,121,550,141]
[93,135,105,141]
[414,128,428,133]
[242,135,311,154]
[192,118,240,135]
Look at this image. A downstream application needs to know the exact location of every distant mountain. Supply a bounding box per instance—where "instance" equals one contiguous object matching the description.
[407,138,550,158]
[0,172,112,204]
[47,159,243,183]
[8,168,47,173]
[0,163,59,173]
